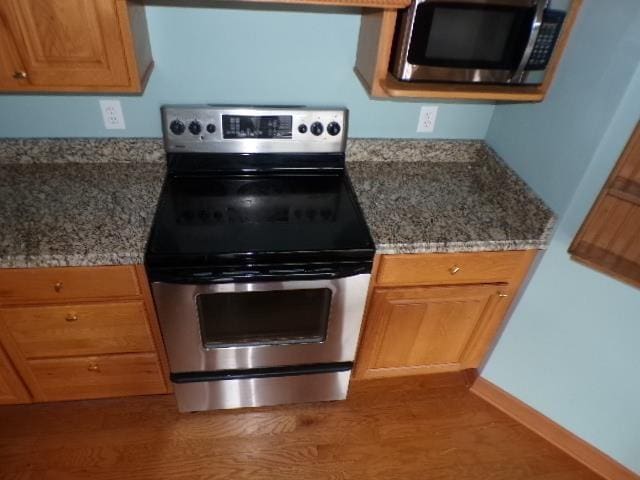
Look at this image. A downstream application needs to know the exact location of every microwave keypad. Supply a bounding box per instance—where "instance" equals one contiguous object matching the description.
[527,23,562,70]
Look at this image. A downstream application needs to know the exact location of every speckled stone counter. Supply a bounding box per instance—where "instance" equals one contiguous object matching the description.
[347,139,554,254]
[0,140,165,268]
[0,138,554,267]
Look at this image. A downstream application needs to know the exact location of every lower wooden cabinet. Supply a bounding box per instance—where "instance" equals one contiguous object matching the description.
[354,250,537,380]
[0,265,170,404]
[0,344,30,405]
[356,284,510,378]
[26,352,165,402]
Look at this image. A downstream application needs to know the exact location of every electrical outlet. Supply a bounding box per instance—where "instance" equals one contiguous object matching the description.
[417,106,438,133]
[99,100,126,130]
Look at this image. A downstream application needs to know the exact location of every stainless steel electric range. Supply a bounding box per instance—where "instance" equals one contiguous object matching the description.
[145,105,375,412]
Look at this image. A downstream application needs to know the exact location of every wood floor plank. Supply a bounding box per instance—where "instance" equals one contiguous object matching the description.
[0,373,603,480]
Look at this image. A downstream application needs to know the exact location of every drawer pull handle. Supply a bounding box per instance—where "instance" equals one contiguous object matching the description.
[87,363,100,372]
[65,313,78,322]
[449,265,461,275]
[13,70,28,79]
[498,292,509,298]
[54,282,63,293]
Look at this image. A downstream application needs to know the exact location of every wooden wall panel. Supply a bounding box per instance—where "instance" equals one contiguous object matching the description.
[570,122,640,288]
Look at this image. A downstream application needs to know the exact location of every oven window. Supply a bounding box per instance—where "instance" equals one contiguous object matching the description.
[409,4,535,70]
[196,288,332,348]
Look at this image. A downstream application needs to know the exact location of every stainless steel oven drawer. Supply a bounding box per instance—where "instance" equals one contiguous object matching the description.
[173,370,351,412]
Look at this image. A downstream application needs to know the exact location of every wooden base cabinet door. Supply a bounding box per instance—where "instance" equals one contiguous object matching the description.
[0,344,31,405]
[1,0,133,90]
[355,284,511,379]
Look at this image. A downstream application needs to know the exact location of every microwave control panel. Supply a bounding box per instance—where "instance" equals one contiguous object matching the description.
[526,10,566,71]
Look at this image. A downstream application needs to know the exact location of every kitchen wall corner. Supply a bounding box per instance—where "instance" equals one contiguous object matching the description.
[483,0,640,473]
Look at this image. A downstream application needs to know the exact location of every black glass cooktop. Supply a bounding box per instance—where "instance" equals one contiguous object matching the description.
[146,172,374,267]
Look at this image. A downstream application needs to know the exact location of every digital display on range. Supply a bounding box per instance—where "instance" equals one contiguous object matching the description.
[222,115,292,139]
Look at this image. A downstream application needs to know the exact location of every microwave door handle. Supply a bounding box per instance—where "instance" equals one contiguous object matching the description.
[511,1,547,83]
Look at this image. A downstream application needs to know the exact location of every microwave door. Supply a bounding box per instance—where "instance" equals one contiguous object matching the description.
[511,0,547,83]
[397,0,545,83]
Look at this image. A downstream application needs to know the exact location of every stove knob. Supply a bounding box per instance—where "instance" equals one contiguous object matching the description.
[298,124,308,134]
[206,123,216,134]
[310,122,324,136]
[189,121,202,135]
[327,122,341,136]
[169,120,185,135]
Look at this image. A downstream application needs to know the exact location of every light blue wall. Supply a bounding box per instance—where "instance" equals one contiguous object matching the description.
[0,5,494,139]
[484,0,640,473]
[486,0,640,214]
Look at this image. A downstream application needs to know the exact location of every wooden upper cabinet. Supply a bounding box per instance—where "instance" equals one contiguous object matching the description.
[0,0,153,93]
[570,122,640,289]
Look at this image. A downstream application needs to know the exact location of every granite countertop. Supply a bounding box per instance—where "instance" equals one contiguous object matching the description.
[0,138,554,268]
[0,140,165,267]
[346,139,555,254]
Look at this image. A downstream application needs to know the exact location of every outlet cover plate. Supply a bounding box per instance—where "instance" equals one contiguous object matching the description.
[417,106,438,133]
[99,99,126,130]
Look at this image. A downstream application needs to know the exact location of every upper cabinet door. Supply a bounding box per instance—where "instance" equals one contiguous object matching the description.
[0,4,27,89]
[0,0,148,91]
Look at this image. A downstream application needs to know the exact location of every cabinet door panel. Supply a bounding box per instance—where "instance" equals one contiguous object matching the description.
[356,284,509,379]
[0,5,28,89]
[571,195,640,282]
[0,344,31,405]
[374,296,487,369]
[570,122,640,287]
[3,0,130,87]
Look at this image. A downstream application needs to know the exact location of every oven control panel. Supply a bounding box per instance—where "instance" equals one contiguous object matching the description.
[162,106,347,154]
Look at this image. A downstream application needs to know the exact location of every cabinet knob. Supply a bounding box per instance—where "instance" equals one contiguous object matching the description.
[13,70,28,79]
[65,313,78,322]
[449,265,462,275]
[498,292,509,298]
[87,363,100,372]
[54,282,63,293]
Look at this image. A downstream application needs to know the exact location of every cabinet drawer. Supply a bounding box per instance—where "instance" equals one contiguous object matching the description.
[376,251,529,286]
[27,353,166,401]
[0,266,141,304]
[0,302,154,359]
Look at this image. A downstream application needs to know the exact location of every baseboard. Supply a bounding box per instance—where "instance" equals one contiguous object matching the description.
[470,377,639,480]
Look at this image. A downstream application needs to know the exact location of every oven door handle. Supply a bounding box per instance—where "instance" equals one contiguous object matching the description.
[511,0,547,83]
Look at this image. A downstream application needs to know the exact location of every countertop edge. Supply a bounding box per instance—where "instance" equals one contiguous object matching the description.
[0,253,144,269]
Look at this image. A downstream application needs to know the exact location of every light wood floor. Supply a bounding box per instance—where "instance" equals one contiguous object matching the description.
[0,373,603,480]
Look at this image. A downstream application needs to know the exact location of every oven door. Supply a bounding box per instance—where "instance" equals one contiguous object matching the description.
[152,273,371,373]
[393,0,546,83]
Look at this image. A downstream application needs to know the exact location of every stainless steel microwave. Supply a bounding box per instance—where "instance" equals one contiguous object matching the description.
[391,0,568,85]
